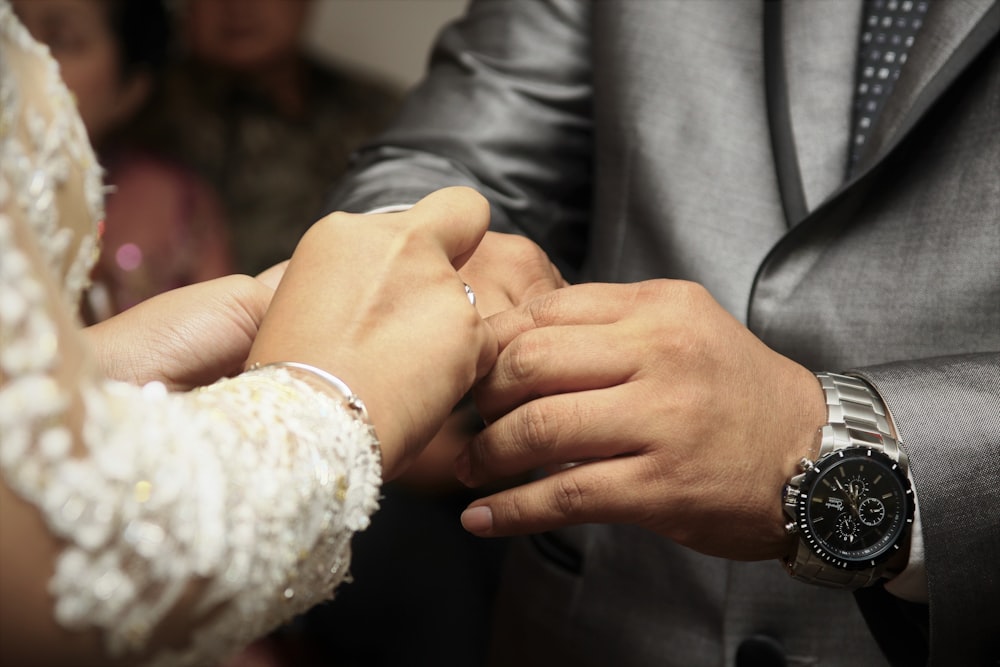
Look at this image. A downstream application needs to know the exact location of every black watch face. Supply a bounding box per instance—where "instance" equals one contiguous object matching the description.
[796,447,913,570]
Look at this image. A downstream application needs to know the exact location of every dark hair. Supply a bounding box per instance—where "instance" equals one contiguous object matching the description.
[105,0,173,77]
[96,0,175,155]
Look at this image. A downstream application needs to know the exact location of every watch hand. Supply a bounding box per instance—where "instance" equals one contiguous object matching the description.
[835,479,861,516]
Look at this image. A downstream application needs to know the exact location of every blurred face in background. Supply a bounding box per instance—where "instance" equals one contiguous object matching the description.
[184,0,310,71]
[13,0,149,145]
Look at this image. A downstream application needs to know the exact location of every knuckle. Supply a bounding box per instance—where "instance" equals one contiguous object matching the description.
[634,278,708,305]
[523,263,561,295]
[552,475,587,519]
[221,273,265,300]
[524,290,564,328]
[315,210,350,226]
[663,323,704,359]
[513,237,550,266]
[393,220,430,255]
[632,279,671,303]
[494,492,525,527]
[495,231,541,257]
[501,335,544,385]
[514,401,559,458]
[309,211,353,238]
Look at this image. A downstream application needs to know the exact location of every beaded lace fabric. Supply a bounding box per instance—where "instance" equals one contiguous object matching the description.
[0,3,381,665]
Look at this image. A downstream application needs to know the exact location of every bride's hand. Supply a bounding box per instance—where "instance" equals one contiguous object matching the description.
[84,275,275,391]
[247,187,499,480]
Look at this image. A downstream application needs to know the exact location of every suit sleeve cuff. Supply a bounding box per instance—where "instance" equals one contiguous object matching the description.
[883,471,928,602]
[364,203,416,215]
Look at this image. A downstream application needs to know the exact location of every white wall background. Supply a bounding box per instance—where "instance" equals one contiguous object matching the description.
[303,0,468,90]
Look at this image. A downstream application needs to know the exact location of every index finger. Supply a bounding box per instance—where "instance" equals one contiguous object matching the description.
[485,282,634,351]
[459,456,651,537]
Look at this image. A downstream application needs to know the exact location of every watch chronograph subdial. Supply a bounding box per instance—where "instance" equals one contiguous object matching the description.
[859,497,886,526]
[834,513,861,542]
[846,475,869,500]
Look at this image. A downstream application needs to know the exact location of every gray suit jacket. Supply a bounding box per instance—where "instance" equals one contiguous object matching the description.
[326,1,1000,664]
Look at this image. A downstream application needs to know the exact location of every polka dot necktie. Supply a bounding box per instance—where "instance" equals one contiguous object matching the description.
[848,0,931,173]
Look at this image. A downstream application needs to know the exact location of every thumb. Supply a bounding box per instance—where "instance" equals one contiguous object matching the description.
[405,187,491,269]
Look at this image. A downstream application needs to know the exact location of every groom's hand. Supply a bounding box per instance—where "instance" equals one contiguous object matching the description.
[459,280,825,562]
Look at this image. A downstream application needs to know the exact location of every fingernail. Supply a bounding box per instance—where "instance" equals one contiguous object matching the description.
[461,506,493,535]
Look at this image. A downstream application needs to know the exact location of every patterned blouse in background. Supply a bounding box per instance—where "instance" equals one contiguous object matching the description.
[156,57,402,276]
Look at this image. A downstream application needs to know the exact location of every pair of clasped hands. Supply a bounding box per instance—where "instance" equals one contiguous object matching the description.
[89,187,825,563]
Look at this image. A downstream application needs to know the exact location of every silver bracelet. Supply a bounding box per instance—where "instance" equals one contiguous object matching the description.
[247,361,375,431]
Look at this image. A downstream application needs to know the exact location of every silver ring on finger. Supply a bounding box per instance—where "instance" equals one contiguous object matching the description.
[464,283,476,306]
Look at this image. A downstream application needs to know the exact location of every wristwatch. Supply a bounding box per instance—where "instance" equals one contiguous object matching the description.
[781,372,914,589]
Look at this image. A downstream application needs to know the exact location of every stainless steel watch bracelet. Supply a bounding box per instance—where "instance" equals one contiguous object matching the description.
[815,372,903,465]
[784,372,908,589]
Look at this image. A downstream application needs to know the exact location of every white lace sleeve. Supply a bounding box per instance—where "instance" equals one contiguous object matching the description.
[1,203,382,666]
[0,4,381,665]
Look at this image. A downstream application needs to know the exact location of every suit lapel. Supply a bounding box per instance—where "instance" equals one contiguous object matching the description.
[765,0,998,225]
[764,0,809,227]
[763,0,861,226]
[751,0,999,332]
[781,0,861,214]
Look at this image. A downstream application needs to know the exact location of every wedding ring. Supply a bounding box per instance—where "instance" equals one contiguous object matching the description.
[464,283,476,306]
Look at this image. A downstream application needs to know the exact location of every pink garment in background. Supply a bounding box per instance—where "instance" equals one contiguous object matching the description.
[90,152,234,318]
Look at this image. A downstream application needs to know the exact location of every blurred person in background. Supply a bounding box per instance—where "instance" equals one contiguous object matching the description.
[14,0,235,320]
[162,0,402,276]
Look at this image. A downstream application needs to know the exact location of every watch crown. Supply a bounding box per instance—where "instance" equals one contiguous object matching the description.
[784,521,799,536]
[799,457,815,472]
